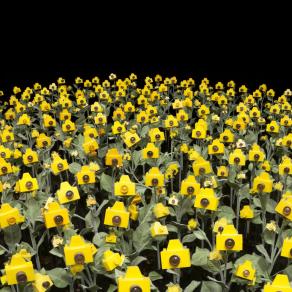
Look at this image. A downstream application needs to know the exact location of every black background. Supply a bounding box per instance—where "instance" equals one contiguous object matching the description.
[0,3,290,93]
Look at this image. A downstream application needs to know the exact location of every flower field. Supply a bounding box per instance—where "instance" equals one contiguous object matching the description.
[0,74,291,291]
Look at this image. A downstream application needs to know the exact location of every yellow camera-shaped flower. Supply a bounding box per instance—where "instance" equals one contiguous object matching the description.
[123,131,141,148]
[114,175,135,196]
[149,128,165,143]
[281,237,292,259]
[263,274,292,292]
[118,266,150,292]
[165,115,178,128]
[62,119,76,132]
[216,224,243,251]
[153,203,170,219]
[82,137,99,155]
[192,157,212,176]
[252,172,273,193]
[248,144,265,162]
[51,155,69,175]
[279,157,292,175]
[104,201,129,228]
[43,114,56,128]
[266,121,279,133]
[102,250,125,271]
[57,181,80,204]
[145,167,164,187]
[33,272,53,292]
[217,166,229,177]
[229,149,246,166]
[43,202,70,229]
[160,239,191,269]
[112,121,126,135]
[235,260,256,281]
[1,252,35,285]
[194,188,219,211]
[150,221,168,237]
[240,205,254,219]
[36,133,51,148]
[105,148,123,167]
[64,235,97,266]
[208,139,224,155]
[15,173,39,193]
[142,143,159,159]
[180,175,200,196]
[0,158,13,176]
[76,165,96,185]
[23,148,38,165]
[0,203,24,229]
[275,195,292,221]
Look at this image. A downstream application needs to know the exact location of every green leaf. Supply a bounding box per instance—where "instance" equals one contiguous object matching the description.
[182,233,197,243]
[68,162,81,174]
[201,281,223,292]
[47,268,71,288]
[25,198,42,225]
[283,264,292,281]
[193,230,207,241]
[184,280,201,292]
[263,230,275,245]
[4,225,21,250]
[191,247,209,266]
[100,172,113,193]
[217,205,236,220]
[85,210,100,232]
[107,284,117,292]
[132,150,141,168]
[266,198,276,213]
[49,248,64,258]
[131,256,147,266]
[148,271,163,281]
[92,232,107,247]
[255,244,271,263]
[132,222,151,252]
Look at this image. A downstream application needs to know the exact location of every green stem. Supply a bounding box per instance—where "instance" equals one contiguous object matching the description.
[29,226,41,270]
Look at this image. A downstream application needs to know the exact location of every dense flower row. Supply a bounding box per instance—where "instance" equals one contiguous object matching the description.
[0,75,291,292]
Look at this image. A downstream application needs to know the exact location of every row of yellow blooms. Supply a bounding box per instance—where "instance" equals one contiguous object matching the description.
[0,74,291,291]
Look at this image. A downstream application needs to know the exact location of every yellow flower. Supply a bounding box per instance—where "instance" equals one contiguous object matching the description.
[86,195,97,207]
[266,221,277,232]
[52,235,64,248]
[274,182,283,191]
[240,205,254,219]
[209,249,222,261]
[213,218,228,233]
[187,218,198,231]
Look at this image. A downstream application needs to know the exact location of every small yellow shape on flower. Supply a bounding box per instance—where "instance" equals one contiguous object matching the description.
[160,239,191,269]
[102,250,125,271]
[167,284,182,292]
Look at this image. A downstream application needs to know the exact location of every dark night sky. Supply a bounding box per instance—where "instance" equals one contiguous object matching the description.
[0,3,290,94]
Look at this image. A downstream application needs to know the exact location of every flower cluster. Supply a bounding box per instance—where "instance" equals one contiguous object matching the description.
[0,75,291,291]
